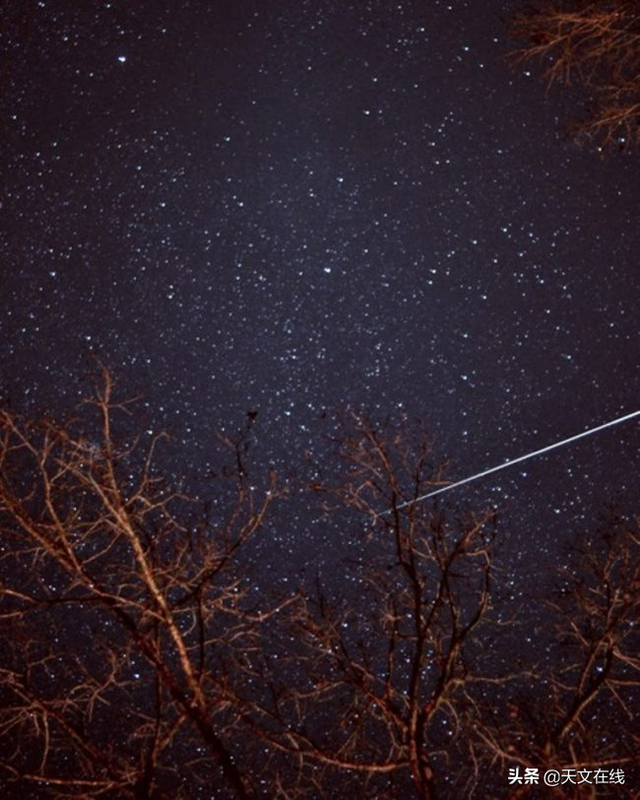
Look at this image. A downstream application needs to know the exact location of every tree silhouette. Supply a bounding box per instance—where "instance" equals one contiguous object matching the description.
[510,1,640,151]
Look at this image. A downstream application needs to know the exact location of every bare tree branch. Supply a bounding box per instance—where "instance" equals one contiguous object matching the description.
[510,1,640,151]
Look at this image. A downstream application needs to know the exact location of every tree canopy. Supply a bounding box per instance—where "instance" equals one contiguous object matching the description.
[0,372,638,797]
[511,1,640,151]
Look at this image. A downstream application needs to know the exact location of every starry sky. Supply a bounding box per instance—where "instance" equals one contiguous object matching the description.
[2,0,639,589]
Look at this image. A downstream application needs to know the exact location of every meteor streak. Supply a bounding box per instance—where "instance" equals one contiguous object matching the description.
[388,409,640,513]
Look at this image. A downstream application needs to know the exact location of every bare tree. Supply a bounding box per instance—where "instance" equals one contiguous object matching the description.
[1,381,637,798]
[475,513,640,797]
[0,368,286,799]
[238,413,502,798]
[510,1,640,150]
[239,416,639,798]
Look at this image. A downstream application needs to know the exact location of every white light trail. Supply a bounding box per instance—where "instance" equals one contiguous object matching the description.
[389,409,640,513]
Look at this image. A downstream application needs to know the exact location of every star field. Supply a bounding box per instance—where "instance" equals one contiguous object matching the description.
[2,0,639,587]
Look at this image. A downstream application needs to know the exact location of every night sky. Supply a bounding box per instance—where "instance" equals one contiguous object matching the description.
[2,0,639,589]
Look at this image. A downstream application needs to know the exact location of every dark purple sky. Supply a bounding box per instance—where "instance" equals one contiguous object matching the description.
[2,0,639,586]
